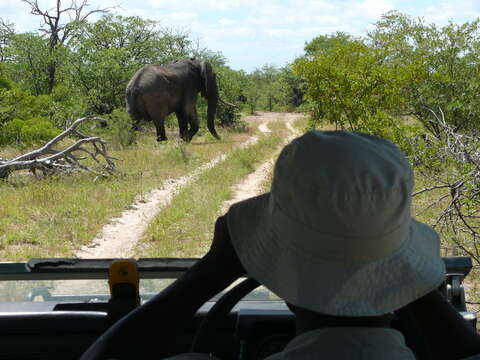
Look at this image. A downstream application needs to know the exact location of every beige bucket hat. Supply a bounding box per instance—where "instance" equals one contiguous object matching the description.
[227,130,446,316]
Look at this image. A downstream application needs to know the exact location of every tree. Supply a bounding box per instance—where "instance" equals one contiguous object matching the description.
[244,77,261,115]
[213,66,247,126]
[368,11,480,136]
[69,15,191,113]
[21,0,112,93]
[192,47,227,68]
[278,65,305,110]
[243,65,283,113]
[293,36,425,149]
[304,31,353,57]
[7,32,51,95]
[0,18,14,62]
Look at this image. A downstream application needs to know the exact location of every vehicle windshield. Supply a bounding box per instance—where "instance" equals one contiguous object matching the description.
[0,278,281,304]
[1,1,479,317]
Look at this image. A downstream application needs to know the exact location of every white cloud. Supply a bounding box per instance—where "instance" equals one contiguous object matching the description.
[142,0,253,11]
[358,0,395,18]
[218,18,237,25]
[1,0,480,71]
[419,0,480,24]
[167,11,199,23]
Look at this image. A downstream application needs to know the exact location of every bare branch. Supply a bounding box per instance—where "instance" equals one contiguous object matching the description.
[409,106,480,265]
[413,184,452,196]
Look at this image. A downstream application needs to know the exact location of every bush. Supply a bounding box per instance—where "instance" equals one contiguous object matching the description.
[0,117,61,146]
[1,118,24,144]
[0,77,12,90]
[217,103,240,127]
[106,109,136,149]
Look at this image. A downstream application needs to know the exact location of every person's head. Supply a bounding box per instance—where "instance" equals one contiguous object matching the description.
[226,130,446,317]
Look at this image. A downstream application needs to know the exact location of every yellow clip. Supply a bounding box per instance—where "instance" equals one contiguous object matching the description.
[108,260,139,294]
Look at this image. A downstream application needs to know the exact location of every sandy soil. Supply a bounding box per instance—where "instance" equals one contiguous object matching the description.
[74,112,295,259]
[220,112,302,214]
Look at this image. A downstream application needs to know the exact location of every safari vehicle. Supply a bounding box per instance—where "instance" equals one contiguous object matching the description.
[0,256,476,360]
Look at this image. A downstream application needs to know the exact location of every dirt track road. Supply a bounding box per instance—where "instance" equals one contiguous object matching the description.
[75,112,302,259]
[220,112,302,214]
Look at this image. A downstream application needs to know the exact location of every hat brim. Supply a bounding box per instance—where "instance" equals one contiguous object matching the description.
[227,193,446,316]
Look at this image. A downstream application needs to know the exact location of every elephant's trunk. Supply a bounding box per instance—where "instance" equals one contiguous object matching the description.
[207,95,220,139]
[201,61,220,140]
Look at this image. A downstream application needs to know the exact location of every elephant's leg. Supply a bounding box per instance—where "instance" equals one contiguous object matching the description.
[186,108,199,141]
[144,98,168,142]
[176,111,189,141]
[178,100,199,142]
[152,116,167,142]
[132,119,141,131]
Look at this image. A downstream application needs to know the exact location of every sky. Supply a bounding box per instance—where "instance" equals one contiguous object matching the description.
[1,0,480,72]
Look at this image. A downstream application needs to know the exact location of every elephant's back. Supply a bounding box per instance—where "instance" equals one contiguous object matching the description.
[131,65,181,93]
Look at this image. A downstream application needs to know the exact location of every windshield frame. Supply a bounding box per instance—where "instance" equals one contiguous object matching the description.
[0,258,199,281]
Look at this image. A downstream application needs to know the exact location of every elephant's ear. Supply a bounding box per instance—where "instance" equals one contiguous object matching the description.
[200,61,218,100]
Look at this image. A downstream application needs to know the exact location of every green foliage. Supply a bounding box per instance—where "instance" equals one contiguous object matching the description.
[369,11,480,135]
[249,65,282,112]
[215,66,247,127]
[194,49,227,68]
[48,85,88,128]
[0,63,13,90]
[0,87,48,125]
[244,76,261,114]
[0,18,14,62]
[240,64,304,114]
[0,77,11,90]
[0,9,300,149]
[0,78,85,146]
[278,65,305,110]
[294,13,480,151]
[216,104,245,131]
[304,31,353,57]
[6,32,51,95]
[69,15,191,114]
[0,82,85,129]
[105,108,136,149]
[293,39,414,132]
[0,117,60,146]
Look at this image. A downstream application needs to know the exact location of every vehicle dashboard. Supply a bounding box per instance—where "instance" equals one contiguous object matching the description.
[0,257,476,360]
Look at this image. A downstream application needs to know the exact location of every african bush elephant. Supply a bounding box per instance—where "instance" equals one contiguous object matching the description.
[126,58,221,142]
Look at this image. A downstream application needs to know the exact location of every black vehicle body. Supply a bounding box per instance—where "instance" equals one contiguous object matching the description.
[0,256,476,360]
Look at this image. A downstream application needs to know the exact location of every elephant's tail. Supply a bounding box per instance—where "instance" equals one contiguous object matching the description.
[125,85,146,122]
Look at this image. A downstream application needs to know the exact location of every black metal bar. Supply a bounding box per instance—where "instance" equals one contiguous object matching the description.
[0,256,473,281]
[0,258,199,281]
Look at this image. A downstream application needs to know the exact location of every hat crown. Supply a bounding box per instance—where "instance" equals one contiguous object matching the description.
[271,131,413,260]
[226,130,445,316]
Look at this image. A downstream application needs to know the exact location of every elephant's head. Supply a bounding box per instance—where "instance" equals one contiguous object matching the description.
[199,60,220,139]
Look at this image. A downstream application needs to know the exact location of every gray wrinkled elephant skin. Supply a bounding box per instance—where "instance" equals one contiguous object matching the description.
[126,58,220,142]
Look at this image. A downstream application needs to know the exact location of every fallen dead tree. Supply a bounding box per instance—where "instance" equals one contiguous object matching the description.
[0,116,117,179]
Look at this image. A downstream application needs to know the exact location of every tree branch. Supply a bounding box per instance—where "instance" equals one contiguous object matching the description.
[0,116,117,179]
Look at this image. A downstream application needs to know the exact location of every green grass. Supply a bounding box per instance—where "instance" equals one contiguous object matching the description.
[137,120,291,258]
[0,125,252,260]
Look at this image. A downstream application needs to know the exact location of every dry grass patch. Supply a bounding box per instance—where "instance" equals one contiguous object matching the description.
[0,126,250,260]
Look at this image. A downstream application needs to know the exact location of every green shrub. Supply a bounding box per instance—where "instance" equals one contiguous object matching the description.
[0,77,12,90]
[1,118,24,144]
[216,103,243,129]
[0,117,61,146]
[22,118,61,144]
[106,108,136,149]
